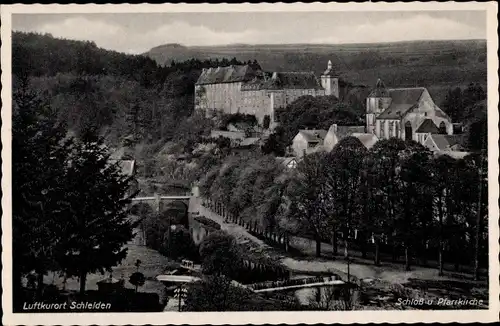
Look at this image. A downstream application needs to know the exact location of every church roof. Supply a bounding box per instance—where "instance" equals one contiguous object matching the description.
[297,129,328,143]
[377,87,426,119]
[368,78,390,97]
[262,72,323,90]
[196,65,258,85]
[416,119,440,133]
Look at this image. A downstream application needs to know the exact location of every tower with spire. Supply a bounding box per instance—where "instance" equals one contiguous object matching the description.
[320,60,339,98]
[366,78,392,134]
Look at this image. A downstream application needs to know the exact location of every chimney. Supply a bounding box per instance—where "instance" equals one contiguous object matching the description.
[327,60,332,70]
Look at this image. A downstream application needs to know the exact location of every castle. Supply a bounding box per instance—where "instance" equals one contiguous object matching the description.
[194,61,340,128]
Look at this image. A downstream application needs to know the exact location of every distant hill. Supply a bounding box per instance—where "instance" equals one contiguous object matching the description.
[144,39,487,105]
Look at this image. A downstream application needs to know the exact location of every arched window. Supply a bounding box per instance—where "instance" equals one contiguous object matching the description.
[405,121,413,141]
[439,122,447,134]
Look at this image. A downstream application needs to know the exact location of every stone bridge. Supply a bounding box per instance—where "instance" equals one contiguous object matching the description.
[128,187,216,246]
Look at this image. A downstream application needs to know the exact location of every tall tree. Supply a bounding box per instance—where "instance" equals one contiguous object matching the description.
[12,80,73,302]
[325,137,367,257]
[284,152,330,257]
[398,141,434,271]
[363,138,407,265]
[58,130,136,294]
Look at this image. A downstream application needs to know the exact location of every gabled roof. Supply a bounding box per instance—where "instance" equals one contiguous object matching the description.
[297,129,328,143]
[333,125,366,138]
[350,133,379,149]
[262,72,323,90]
[276,157,297,167]
[196,65,258,85]
[428,134,464,151]
[416,119,440,133]
[377,87,426,119]
[237,137,260,147]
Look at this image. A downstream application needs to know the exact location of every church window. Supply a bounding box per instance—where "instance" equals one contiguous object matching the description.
[405,121,413,141]
[439,122,447,134]
[388,121,394,137]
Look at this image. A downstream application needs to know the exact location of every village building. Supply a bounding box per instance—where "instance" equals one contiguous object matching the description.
[291,129,328,158]
[276,157,298,169]
[195,61,341,128]
[323,124,366,152]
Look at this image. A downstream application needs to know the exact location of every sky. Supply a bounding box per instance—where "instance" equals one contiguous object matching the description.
[12,11,486,54]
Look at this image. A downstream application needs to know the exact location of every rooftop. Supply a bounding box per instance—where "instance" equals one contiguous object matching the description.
[377,87,426,119]
[298,129,328,143]
[416,119,440,133]
[429,134,464,151]
[196,65,258,85]
[350,133,379,149]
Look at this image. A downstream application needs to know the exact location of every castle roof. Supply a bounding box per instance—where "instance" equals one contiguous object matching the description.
[196,65,258,85]
[322,60,338,77]
[377,87,426,119]
[297,129,328,143]
[261,72,323,90]
[416,119,440,133]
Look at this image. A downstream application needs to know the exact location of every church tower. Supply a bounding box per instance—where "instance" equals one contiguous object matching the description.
[366,78,392,134]
[321,60,339,98]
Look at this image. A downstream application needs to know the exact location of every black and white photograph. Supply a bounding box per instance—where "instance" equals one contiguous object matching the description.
[1,2,498,325]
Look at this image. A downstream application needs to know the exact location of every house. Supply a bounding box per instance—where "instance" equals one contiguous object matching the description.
[350,133,379,149]
[366,79,453,142]
[323,124,365,152]
[424,134,465,152]
[292,129,328,158]
[210,130,246,142]
[276,157,298,169]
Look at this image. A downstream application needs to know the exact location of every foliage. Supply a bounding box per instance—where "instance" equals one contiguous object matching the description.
[12,83,136,299]
[129,272,146,293]
[12,79,74,301]
[199,231,242,276]
[283,152,331,256]
[57,131,136,293]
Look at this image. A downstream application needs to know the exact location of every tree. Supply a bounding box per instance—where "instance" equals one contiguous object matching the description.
[398,141,434,271]
[431,155,457,275]
[12,80,74,302]
[325,136,367,258]
[199,231,242,276]
[57,130,136,294]
[184,275,255,311]
[284,152,330,257]
[363,138,407,265]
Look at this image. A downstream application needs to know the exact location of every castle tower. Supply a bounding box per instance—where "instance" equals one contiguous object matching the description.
[366,78,392,134]
[321,60,339,98]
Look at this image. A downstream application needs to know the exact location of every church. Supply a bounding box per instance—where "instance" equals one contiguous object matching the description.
[365,78,453,143]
